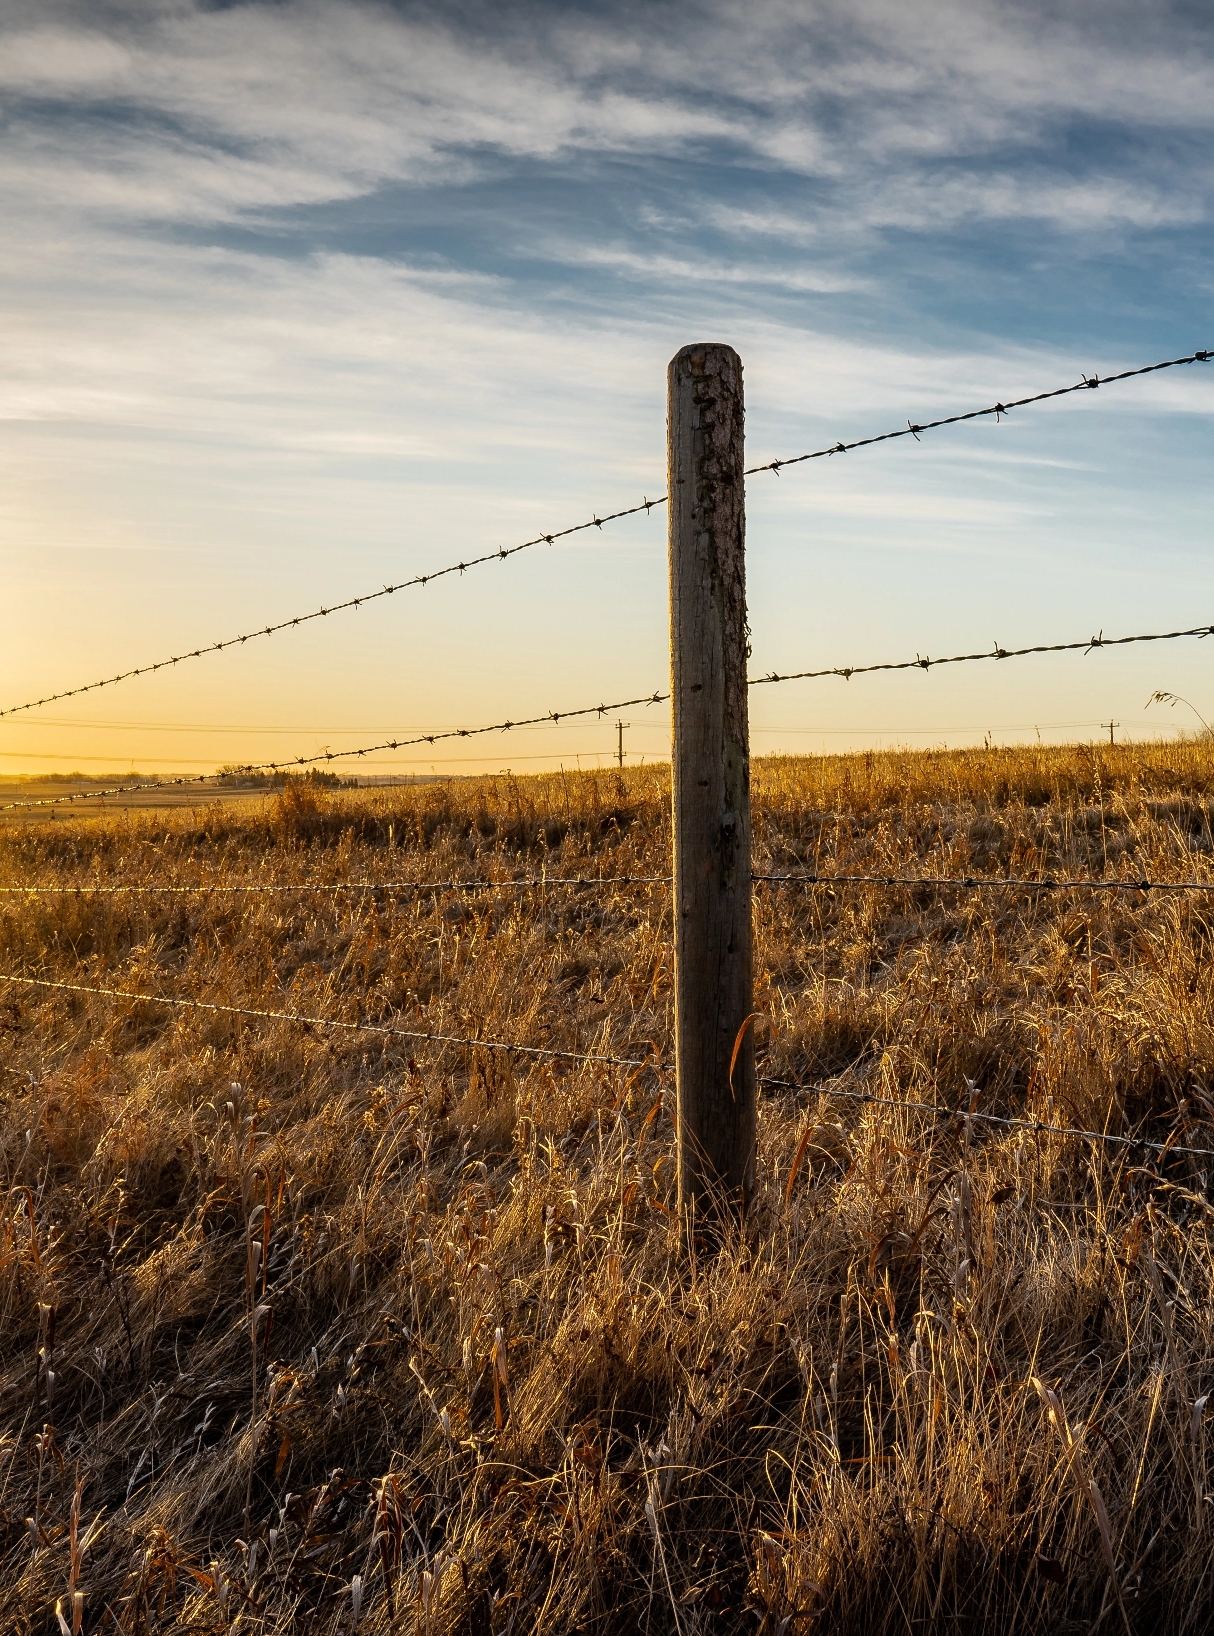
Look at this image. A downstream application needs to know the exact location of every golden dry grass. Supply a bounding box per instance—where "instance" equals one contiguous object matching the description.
[2,742,1214,1633]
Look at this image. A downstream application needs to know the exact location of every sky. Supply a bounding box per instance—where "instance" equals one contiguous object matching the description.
[1,0,1213,778]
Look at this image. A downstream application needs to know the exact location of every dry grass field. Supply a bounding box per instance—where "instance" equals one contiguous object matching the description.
[2,742,1214,1634]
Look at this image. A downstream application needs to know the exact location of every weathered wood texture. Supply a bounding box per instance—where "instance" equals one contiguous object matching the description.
[667,342,754,1220]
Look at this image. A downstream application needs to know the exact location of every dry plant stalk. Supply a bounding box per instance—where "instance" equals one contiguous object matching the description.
[0,743,1213,1631]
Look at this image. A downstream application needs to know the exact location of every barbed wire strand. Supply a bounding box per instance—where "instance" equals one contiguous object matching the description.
[0,972,649,1071]
[0,506,664,724]
[6,871,1214,896]
[0,690,664,811]
[4,350,1206,725]
[5,616,1212,814]
[746,348,1210,477]
[752,622,1214,688]
[759,1076,1214,1162]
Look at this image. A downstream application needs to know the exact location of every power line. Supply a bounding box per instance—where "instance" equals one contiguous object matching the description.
[5,615,1211,813]
[3,349,1206,725]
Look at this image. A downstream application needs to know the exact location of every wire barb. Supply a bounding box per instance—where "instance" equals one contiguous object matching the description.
[748,619,1214,691]
[754,872,1214,894]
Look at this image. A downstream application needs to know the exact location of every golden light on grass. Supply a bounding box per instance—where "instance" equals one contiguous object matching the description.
[1,741,1213,1630]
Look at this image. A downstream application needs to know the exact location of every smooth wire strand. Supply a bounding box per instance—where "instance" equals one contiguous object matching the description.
[5,617,1213,813]
[0,971,1205,1162]
[6,872,1214,896]
[0,972,648,1071]
[755,872,1214,893]
[759,1076,1214,1162]
[4,349,1207,726]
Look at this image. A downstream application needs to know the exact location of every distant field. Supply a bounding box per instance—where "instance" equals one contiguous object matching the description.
[0,778,273,825]
[1,744,1213,1633]
[0,772,428,825]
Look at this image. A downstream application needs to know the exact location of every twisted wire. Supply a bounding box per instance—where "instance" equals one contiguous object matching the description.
[6,872,1214,896]
[0,972,1206,1161]
[4,350,1206,724]
[0,502,662,724]
[0,972,649,1071]
[0,874,668,896]
[759,1077,1214,1162]
[755,872,1214,893]
[752,622,1214,687]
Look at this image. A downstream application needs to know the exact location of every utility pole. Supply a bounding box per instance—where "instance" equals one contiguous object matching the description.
[1103,720,1119,746]
[668,342,754,1231]
[615,720,630,769]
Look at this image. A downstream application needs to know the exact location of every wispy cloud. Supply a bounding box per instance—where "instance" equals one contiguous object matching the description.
[2,1,1212,241]
[1,0,1212,772]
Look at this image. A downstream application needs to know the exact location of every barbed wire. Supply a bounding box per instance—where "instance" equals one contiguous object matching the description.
[752,621,1214,687]
[0,693,669,812]
[4,350,1206,726]
[5,871,1214,897]
[746,349,1211,476]
[760,1076,1214,1162]
[5,614,1211,814]
[0,972,651,1071]
[0,504,664,724]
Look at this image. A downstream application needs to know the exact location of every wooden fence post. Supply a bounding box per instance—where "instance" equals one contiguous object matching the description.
[667,342,754,1227]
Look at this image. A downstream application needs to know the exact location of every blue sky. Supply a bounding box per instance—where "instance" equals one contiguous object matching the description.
[2,0,1212,774]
